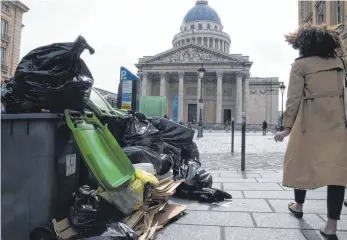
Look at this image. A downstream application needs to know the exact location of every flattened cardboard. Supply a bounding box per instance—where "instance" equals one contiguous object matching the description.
[152,204,187,227]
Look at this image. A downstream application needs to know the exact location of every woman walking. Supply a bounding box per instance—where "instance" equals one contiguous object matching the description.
[275,24,347,240]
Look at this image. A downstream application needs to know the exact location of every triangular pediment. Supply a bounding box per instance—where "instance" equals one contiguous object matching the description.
[140,43,244,64]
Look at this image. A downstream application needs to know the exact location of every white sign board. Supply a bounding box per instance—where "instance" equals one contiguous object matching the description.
[66,154,77,176]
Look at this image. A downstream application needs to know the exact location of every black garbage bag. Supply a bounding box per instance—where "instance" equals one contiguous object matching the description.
[157,154,174,176]
[176,160,213,190]
[122,114,164,153]
[1,36,95,113]
[175,188,231,203]
[150,117,195,150]
[162,142,182,174]
[84,222,138,240]
[68,186,124,236]
[181,141,200,162]
[123,146,162,172]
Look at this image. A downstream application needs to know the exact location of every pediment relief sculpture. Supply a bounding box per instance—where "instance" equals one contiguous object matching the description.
[152,48,232,63]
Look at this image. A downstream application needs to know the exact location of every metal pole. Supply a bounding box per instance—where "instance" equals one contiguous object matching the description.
[241,112,246,171]
[231,118,235,154]
[197,79,203,138]
[281,92,284,131]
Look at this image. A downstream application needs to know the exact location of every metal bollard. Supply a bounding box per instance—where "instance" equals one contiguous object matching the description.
[231,118,235,154]
[241,113,246,171]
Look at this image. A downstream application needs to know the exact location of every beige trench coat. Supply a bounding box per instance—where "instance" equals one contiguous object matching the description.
[282,56,347,189]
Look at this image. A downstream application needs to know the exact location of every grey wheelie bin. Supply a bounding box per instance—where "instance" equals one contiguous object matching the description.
[1,113,81,240]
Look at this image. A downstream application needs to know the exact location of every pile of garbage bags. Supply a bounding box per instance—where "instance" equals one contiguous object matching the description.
[1,36,95,113]
[1,36,231,240]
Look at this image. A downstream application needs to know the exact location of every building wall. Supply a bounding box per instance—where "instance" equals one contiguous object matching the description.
[1,1,29,83]
[248,77,279,127]
[298,1,347,56]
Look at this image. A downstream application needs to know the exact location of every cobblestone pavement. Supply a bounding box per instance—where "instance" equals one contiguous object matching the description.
[156,131,347,240]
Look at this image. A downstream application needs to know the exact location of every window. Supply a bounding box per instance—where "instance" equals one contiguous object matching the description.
[215,26,218,30]
[191,24,195,30]
[1,19,9,36]
[1,47,6,65]
[316,1,325,24]
[1,3,10,14]
[198,24,202,30]
[337,1,343,24]
[207,24,210,29]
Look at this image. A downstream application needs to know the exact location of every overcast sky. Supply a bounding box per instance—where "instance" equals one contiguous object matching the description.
[20,0,299,97]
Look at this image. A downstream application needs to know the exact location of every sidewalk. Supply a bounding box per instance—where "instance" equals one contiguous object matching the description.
[157,168,347,240]
[156,133,347,240]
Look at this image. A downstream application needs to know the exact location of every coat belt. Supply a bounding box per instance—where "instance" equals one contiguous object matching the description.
[301,91,343,132]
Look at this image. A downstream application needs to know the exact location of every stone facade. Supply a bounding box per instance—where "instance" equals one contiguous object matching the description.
[136,0,279,126]
[1,1,29,84]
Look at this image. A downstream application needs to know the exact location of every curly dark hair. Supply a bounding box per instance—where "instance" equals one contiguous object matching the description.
[285,23,343,58]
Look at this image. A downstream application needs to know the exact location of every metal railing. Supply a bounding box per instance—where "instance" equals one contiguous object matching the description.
[1,33,10,42]
[1,4,10,14]
[1,64,8,73]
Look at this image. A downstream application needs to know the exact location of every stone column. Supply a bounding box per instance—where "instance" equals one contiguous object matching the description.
[216,71,223,124]
[197,72,202,122]
[178,72,184,122]
[141,72,148,97]
[213,38,216,50]
[160,72,167,96]
[242,72,250,119]
[207,38,210,48]
[235,71,243,124]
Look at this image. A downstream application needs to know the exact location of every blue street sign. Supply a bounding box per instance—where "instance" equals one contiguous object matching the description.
[120,67,138,81]
[199,98,203,103]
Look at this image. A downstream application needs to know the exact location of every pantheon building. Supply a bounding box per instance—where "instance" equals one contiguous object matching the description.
[136,0,279,127]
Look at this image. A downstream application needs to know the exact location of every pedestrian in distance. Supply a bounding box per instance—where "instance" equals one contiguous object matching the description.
[262,120,268,136]
[274,24,347,240]
[179,120,183,125]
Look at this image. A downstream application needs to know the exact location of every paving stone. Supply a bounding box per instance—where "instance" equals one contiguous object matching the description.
[268,200,347,215]
[253,213,325,229]
[223,183,283,191]
[237,170,277,173]
[211,199,272,212]
[211,173,220,178]
[281,186,327,192]
[305,191,327,200]
[207,170,238,174]
[176,211,254,227]
[243,191,294,199]
[213,182,222,189]
[156,224,221,240]
[256,177,282,183]
[302,230,347,240]
[258,173,283,178]
[319,214,347,231]
[169,198,210,211]
[224,227,306,240]
[225,190,244,199]
[213,177,257,183]
[219,173,261,178]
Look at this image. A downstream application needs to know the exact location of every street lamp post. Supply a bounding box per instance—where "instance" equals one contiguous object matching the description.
[197,64,206,138]
[279,82,286,131]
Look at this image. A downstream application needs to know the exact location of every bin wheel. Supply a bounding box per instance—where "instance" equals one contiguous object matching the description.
[30,226,56,240]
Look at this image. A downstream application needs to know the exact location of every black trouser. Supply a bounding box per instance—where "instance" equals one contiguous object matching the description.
[294,185,345,220]
[263,129,267,135]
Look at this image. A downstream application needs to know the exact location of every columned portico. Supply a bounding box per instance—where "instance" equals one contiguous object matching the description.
[178,72,184,122]
[216,71,223,123]
[141,72,148,96]
[160,72,167,96]
[236,71,243,124]
[242,72,250,119]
